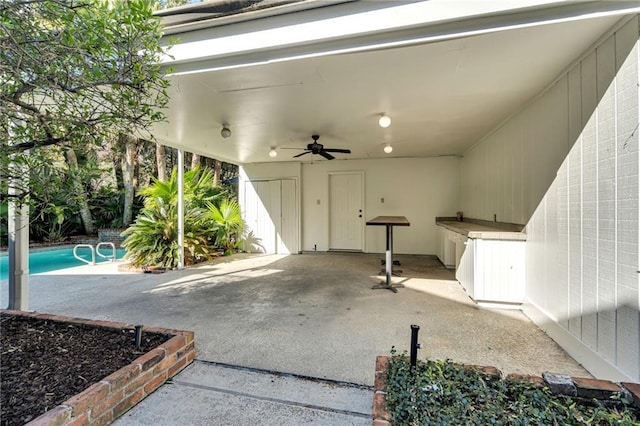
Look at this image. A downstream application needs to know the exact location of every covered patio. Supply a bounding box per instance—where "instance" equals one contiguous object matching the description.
[7,253,587,385]
[147,0,640,383]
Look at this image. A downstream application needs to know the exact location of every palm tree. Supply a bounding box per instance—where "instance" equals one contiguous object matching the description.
[121,166,225,268]
[121,198,213,268]
[207,198,244,255]
[140,166,224,209]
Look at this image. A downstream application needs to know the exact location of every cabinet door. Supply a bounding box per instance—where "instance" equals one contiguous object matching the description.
[456,238,475,296]
[454,235,467,269]
[443,230,456,268]
[278,179,298,254]
[435,227,444,262]
[476,240,525,303]
[243,180,299,255]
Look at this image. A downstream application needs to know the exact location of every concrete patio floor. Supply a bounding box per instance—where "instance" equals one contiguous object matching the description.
[1,252,588,385]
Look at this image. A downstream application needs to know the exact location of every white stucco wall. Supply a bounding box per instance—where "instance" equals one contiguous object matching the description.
[461,17,640,381]
[241,156,460,255]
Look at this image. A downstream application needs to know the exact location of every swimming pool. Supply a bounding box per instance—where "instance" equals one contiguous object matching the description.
[0,246,126,281]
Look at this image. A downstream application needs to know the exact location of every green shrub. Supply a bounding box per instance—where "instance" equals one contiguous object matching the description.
[385,350,638,425]
[29,165,84,241]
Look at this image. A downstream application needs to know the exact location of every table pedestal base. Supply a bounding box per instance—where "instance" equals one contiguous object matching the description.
[371,282,405,293]
[366,216,411,294]
[379,268,403,276]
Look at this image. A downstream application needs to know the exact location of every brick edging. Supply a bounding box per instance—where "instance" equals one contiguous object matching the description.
[2,310,195,426]
[372,356,391,425]
[372,355,640,426]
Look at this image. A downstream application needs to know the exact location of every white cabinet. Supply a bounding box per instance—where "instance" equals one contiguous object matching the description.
[449,230,467,269]
[435,225,444,260]
[456,238,525,305]
[435,226,456,269]
[456,237,475,297]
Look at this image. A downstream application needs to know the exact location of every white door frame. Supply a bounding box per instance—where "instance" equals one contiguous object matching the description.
[326,171,365,251]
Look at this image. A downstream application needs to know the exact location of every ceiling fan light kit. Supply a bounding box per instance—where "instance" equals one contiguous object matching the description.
[221,126,231,138]
[378,114,391,128]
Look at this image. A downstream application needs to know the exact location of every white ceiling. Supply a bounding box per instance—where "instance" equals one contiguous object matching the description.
[151,2,631,164]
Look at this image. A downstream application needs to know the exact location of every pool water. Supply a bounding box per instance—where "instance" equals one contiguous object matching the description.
[0,246,126,281]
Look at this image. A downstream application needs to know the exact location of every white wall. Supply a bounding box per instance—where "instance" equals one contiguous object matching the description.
[461,17,640,381]
[241,156,460,255]
[302,157,460,254]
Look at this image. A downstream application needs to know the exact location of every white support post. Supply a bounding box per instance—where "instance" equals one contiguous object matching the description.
[177,149,184,270]
[8,174,29,310]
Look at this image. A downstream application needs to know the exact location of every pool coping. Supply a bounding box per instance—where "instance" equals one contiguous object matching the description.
[2,309,195,426]
[0,245,78,257]
[0,243,125,255]
[0,245,128,281]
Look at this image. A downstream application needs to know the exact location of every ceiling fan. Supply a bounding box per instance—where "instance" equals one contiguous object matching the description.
[288,135,351,160]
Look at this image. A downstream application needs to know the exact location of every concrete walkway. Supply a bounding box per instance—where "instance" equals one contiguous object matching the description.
[116,361,372,425]
[1,252,589,423]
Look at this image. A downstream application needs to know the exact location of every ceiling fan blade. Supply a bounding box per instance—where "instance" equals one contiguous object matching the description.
[323,148,351,154]
[280,147,305,150]
[319,151,335,160]
[293,151,310,158]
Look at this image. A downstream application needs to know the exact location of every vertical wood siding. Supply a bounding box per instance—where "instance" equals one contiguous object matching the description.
[462,17,640,381]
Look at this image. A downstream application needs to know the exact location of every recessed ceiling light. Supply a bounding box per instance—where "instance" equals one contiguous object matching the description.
[384,144,393,153]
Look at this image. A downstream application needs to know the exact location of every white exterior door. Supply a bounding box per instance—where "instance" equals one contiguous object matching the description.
[329,172,363,251]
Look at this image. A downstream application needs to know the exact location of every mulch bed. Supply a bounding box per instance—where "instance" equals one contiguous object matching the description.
[0,313,169,426]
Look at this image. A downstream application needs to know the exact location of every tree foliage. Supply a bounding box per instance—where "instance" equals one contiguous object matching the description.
[121,166,235,268]
[0,0,169,199]
[25,151,140,242]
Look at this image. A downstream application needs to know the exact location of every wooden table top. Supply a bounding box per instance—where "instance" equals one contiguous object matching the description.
[366,216,410,226]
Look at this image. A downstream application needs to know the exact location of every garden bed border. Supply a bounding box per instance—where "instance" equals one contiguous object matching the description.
[2,309,195,426]
[372,355,640,425]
